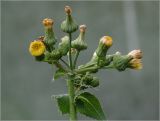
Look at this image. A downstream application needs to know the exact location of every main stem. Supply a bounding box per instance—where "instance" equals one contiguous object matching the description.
[68,32,77,121]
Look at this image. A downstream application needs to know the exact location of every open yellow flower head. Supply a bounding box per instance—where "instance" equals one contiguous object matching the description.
[128,49,142,59]
[100,36,113,47]
[29,40,45,56]
[42,18,54,28]
[129,59,143,70]
[65,6,72,15]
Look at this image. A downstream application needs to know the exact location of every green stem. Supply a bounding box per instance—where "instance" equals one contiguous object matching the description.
[68,32,77,121]
[76,66,99,73]
[69,33,73,70]
[60,58,70,68]
[73,51,80,69]
[76,64,115,74]
[67,78,77,121]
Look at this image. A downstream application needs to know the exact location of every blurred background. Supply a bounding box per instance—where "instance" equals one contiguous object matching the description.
[1,1,159,120]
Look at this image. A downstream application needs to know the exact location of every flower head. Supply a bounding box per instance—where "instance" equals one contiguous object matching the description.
[29,40,45,56]
[79,24,87,33]
[128,49,142,59]
[42,18,54,28]
[71,25,87,51]
[100,36,113,47]
[128,59,143,70]
[65,6,72,15]
[61,6,78,33]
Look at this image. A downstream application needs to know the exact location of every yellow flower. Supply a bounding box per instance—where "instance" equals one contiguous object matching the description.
[100,36,113,47]
[129,59,143,70]
[29,40,45,56]
[42,18,53,28]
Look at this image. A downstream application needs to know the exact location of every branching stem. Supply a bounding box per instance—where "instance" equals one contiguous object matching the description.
[68,32,77,121]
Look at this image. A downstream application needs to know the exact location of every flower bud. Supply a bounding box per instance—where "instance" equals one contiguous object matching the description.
[83,74,99,87]
[128,49,142,59]
[128,59,143,70]
[42,18,57,51]
[72,25,87,51]
[58,36,70,56]
[90,77,99,87]
[29,40,46,56]
[100,36,113,47]
[45,49,62,61]
[113,54,132,71]
[61,6,78,33]
[96,36,113,57]
[64,6,72,15]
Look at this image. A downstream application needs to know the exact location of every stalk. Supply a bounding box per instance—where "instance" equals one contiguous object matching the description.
[73,51,80,69]
[68,32,77,121]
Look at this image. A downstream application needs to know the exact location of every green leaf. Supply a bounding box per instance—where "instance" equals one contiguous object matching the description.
[75,92,106,120]
[53,94,70,115]
[54,69,66,79]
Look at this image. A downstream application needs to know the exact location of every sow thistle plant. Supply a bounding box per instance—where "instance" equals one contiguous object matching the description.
[29,6,143,121]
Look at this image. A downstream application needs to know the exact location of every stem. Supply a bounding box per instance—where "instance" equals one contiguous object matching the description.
[76,64,115,74]
[67,78,77,121]
[76,66,99,73]
[73,51,80,69]
[60,58,70,68]
[68,32,77,121]
[69,33,73,70]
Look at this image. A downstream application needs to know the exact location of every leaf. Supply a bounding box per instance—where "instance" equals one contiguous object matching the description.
[54,69,66,79]
[75,92,106,120]
[53,94,70,115]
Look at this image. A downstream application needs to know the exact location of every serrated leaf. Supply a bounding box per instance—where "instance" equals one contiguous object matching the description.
[75,92,106,120]
[54,69,66,79]
[53,94,70,114]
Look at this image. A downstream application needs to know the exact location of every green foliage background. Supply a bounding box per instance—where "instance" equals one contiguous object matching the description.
[1,1,159,120]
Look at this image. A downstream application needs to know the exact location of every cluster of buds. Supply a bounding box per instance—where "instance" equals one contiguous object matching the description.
[28,6,143,121]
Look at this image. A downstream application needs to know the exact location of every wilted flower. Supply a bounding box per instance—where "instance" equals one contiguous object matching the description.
[79,24,87,33]
[42,18,57,50]
[61,6,78,33]
[64,6,72,15]
[128,59,143,70]
[42,18,54,28]
[128,49,142,59]
[72,25,87,51]
[29,40,45,56]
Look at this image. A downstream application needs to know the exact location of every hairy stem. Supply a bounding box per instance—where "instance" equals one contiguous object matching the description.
[68,32,77,121]
[67,78,77,121]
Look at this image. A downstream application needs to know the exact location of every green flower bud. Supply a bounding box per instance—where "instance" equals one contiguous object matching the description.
[90,77,99,87]
[61,6,78,33]
[96,36,113,57]
[58,36,70,56]
[83,74,93,85]
[44,50,61,61]
[42,18,57,51]
[50,49,62,60]
[83,74,99,87]
[113,52,133,71]
[72,25,87,51]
